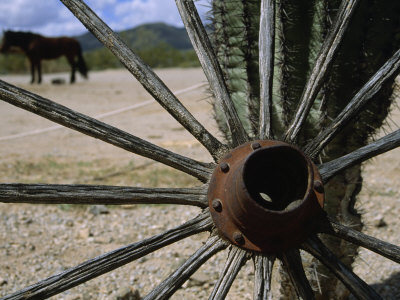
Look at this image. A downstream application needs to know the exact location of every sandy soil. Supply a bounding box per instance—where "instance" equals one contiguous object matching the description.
[0,69,399,299]
[0,68,219,165]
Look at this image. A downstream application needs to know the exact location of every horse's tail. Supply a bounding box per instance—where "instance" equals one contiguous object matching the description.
[76,44,88,79]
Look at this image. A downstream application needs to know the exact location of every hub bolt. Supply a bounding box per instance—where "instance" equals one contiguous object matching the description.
[233,232,245,245]
[251,142,261,150]
[220,162,230,173]
[314,180,324,193]
[212,199,222,212]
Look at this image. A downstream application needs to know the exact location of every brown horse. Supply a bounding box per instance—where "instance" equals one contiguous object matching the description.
[0,30,88,84]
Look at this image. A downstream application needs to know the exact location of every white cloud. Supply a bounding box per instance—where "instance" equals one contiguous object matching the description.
[87,0,117,10]
[0,0,211,36]
[0,0,85,36]
[0,0,60,28]
[111,0,210,30]
[112,0,182,30]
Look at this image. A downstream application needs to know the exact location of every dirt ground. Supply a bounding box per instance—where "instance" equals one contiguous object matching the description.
[0,69,399,299]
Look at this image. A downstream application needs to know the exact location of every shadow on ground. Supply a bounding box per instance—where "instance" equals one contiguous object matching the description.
[349,271,400,300]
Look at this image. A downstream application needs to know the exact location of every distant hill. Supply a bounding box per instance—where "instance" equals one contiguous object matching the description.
[75,22,193,52]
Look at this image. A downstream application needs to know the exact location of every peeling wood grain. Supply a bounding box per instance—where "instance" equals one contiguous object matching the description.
[253,254,274,300]
[0,184,208,208]
[259,0,275,139]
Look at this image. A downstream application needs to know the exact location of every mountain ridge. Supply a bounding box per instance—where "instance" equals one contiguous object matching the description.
[75,22,193,52]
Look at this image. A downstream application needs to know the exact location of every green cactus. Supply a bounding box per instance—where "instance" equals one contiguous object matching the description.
[210,0,399,298]
[211,0,260,139]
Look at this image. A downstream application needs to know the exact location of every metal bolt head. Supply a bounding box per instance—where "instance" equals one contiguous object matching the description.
[220,162,230,173]
[212,199,222,212]
[314,180,324,193]
[233,232,245,245]
[251,142,261,150]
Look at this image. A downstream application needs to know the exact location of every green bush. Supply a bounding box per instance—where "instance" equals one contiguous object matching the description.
[84,42,200,70]
[0,54,27,74]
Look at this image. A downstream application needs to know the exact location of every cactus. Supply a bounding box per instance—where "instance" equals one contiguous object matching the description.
[210,0,261,139]
[210,0,400,298]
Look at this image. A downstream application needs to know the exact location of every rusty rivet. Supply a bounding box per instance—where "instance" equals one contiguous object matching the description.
[212,199,222,212]
[233,232,245,245]
[314,180,324,193]
[220,162,230,173]
[251,142,261,150]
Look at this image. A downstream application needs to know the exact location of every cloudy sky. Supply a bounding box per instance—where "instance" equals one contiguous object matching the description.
[0,0,210,36]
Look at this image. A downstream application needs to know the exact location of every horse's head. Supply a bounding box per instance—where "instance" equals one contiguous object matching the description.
[0,31,32,53]
[0,31,12,53]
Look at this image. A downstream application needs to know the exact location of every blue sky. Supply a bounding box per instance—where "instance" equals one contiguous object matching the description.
[0,0,210,36]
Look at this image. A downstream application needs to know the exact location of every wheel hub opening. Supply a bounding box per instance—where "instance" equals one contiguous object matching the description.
[243,146,310,211]
[208,140,325,253]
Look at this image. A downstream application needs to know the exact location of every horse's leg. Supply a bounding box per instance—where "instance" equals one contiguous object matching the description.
[37,60,42,84]
[66,55,76,84]
[29,59,35,84]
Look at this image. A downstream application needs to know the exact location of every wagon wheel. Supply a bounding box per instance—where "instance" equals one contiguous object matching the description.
[0,0,399,299]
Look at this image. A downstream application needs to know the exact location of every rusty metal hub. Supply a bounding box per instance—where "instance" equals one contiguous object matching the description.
[208,140,325,253]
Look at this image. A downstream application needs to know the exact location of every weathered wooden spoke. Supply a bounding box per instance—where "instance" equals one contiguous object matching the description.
[0,183,208,207]
[1,210,213,300]
[258,0,275,139]
[143,235,228,300]
[320,218,400,264]
[209,247,248,300]
[253,254,274,300]
[281,249,315,300]
[319,129,400,183]
[175,0,249,146]
[59,0,226,161]
[305,49,400,157]
[303,237,383,300]
[0,80,212,182]
[284,0,359,142]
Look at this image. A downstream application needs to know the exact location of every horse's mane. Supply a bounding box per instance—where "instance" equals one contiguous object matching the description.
[5,30,42,40]
[2,31,43,50]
